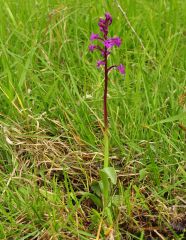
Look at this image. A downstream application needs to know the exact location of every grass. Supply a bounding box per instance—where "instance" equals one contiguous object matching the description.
[0,0,185,239]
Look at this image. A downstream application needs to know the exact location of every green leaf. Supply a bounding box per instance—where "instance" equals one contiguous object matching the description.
[112,194,123,207]
[100,167,117,185]
[91,181,102,197]
[99,173,109,205]
[98,180,104,193]
[78,191,102,208]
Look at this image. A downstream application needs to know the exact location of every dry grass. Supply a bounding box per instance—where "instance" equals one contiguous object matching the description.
[1,122,185,239]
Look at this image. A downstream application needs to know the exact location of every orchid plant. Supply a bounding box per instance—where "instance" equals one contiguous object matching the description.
[89,13,125,224]
[89,13,124,168]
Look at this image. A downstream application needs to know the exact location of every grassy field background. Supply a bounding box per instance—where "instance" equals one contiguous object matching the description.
[0,0,185,239]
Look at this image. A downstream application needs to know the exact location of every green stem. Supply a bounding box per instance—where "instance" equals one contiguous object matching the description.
[104,128,109,168]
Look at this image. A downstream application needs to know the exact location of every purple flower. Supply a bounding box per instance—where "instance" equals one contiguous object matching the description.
[117,64,125,75]
[113,37,122,47]
[98,18,108,34]
[90,33,100,41]
[89,12,125,76]
[105,13,112,25]
[104,37,121,48]
[98,13,112,36]
[89,44,96,52]
[97,60,105,68]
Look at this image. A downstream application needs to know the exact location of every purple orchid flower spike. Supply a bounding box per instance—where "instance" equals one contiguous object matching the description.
[89,12,125,131]
[89,13,125,77]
